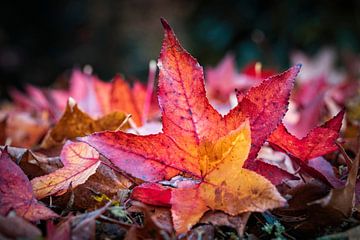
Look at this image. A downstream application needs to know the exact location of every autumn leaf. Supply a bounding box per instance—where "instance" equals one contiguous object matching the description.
[199,211,250,237]
[10,67,159,127]
[80,19,299,181]
[0,145,62,179]
[268,110,344,186]
[10,85,51,114]
[68,163,133,210]
[0,215,42,240]
[109,75,147,126]
[269,111,344,161]
[41,98,128,148]
[5,111,49,148]
[206,54,246,102]
[47,202,111,240]
[79,19,295,233]
[285,49,357,138]
[228,67,301,166]
[206,55,276,102]
[131,183,172,207]
[51,67,159,125]
[310,145,359,218]
[170,122,285,233]
[65,69,104,117]
[284,76,327,138]
[67,69,158,123]
[245,160,299,185]
[31,141,101,199]
[125,202,173,239]
[132,122,286,233]
[0,148,58,221]
[134,123,286,233]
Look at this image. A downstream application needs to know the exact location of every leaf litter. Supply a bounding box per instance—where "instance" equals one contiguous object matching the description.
[0,18,359,239]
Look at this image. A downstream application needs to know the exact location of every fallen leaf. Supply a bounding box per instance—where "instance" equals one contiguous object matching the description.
[110,75,146,126]
[0,148,58,221]
[0,214,42,240]
[46,220,71,240]
[0,145,62,179]
[131,182,172,207]
[187,225,215,240]
[70,162,133,210]
[272,181,348,238]
[206,55,276,102]
[246,160,299,185]
[310,144,359,218]
[41,99,127,148]
[268,110,344,186]
[10,86,49,114]
[285,77,326,138]
[67,70,104,117]
[31,141,101,199]
[6,111,49,148]
[10,67,159,128]
[80,19,296,234]
[206,54,247,102]
[307,157,343,188]
[47,202,110,240]
[200,211,251,237]
[125,202,173,240]
[80,22,299,181]
[170,123,285,233]
[227,65,300,166]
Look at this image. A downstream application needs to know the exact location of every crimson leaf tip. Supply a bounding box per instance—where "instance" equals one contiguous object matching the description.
[160,18,171,31]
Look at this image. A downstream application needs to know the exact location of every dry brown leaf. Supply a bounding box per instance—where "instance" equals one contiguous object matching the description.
[310,145,360,217]
[0,214,42,240]
[41,98,128,148]
[1,145,63,179]
[125,202,173,240]
[200,211,251,237]
[71,163,133,210]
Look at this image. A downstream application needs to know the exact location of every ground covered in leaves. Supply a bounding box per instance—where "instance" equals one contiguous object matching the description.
[1,19,360,240]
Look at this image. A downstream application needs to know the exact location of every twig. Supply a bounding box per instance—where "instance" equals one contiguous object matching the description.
[99,215,133,229]
[116,114,132,131]
[336,141,352,167]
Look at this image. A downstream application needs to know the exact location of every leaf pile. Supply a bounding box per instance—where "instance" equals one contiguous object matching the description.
[0,18,360,239]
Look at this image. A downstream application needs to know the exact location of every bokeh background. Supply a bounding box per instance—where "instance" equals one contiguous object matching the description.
[0,0,359,99]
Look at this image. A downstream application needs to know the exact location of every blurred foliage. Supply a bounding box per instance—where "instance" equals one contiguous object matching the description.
[0,0,359,99]
[188,0,360,67]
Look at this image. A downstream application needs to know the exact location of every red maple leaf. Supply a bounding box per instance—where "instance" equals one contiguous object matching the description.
[268,110,344,187]
[78,19,300,233]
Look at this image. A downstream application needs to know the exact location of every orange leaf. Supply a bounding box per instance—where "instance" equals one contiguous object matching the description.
[171,121,285,233]
[0,148,58,221]
[31,141,101,199]
[41,99,127,148]
[110,75,145,126]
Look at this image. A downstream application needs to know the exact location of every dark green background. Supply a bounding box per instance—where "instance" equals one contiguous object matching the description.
[0,0,359,98]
